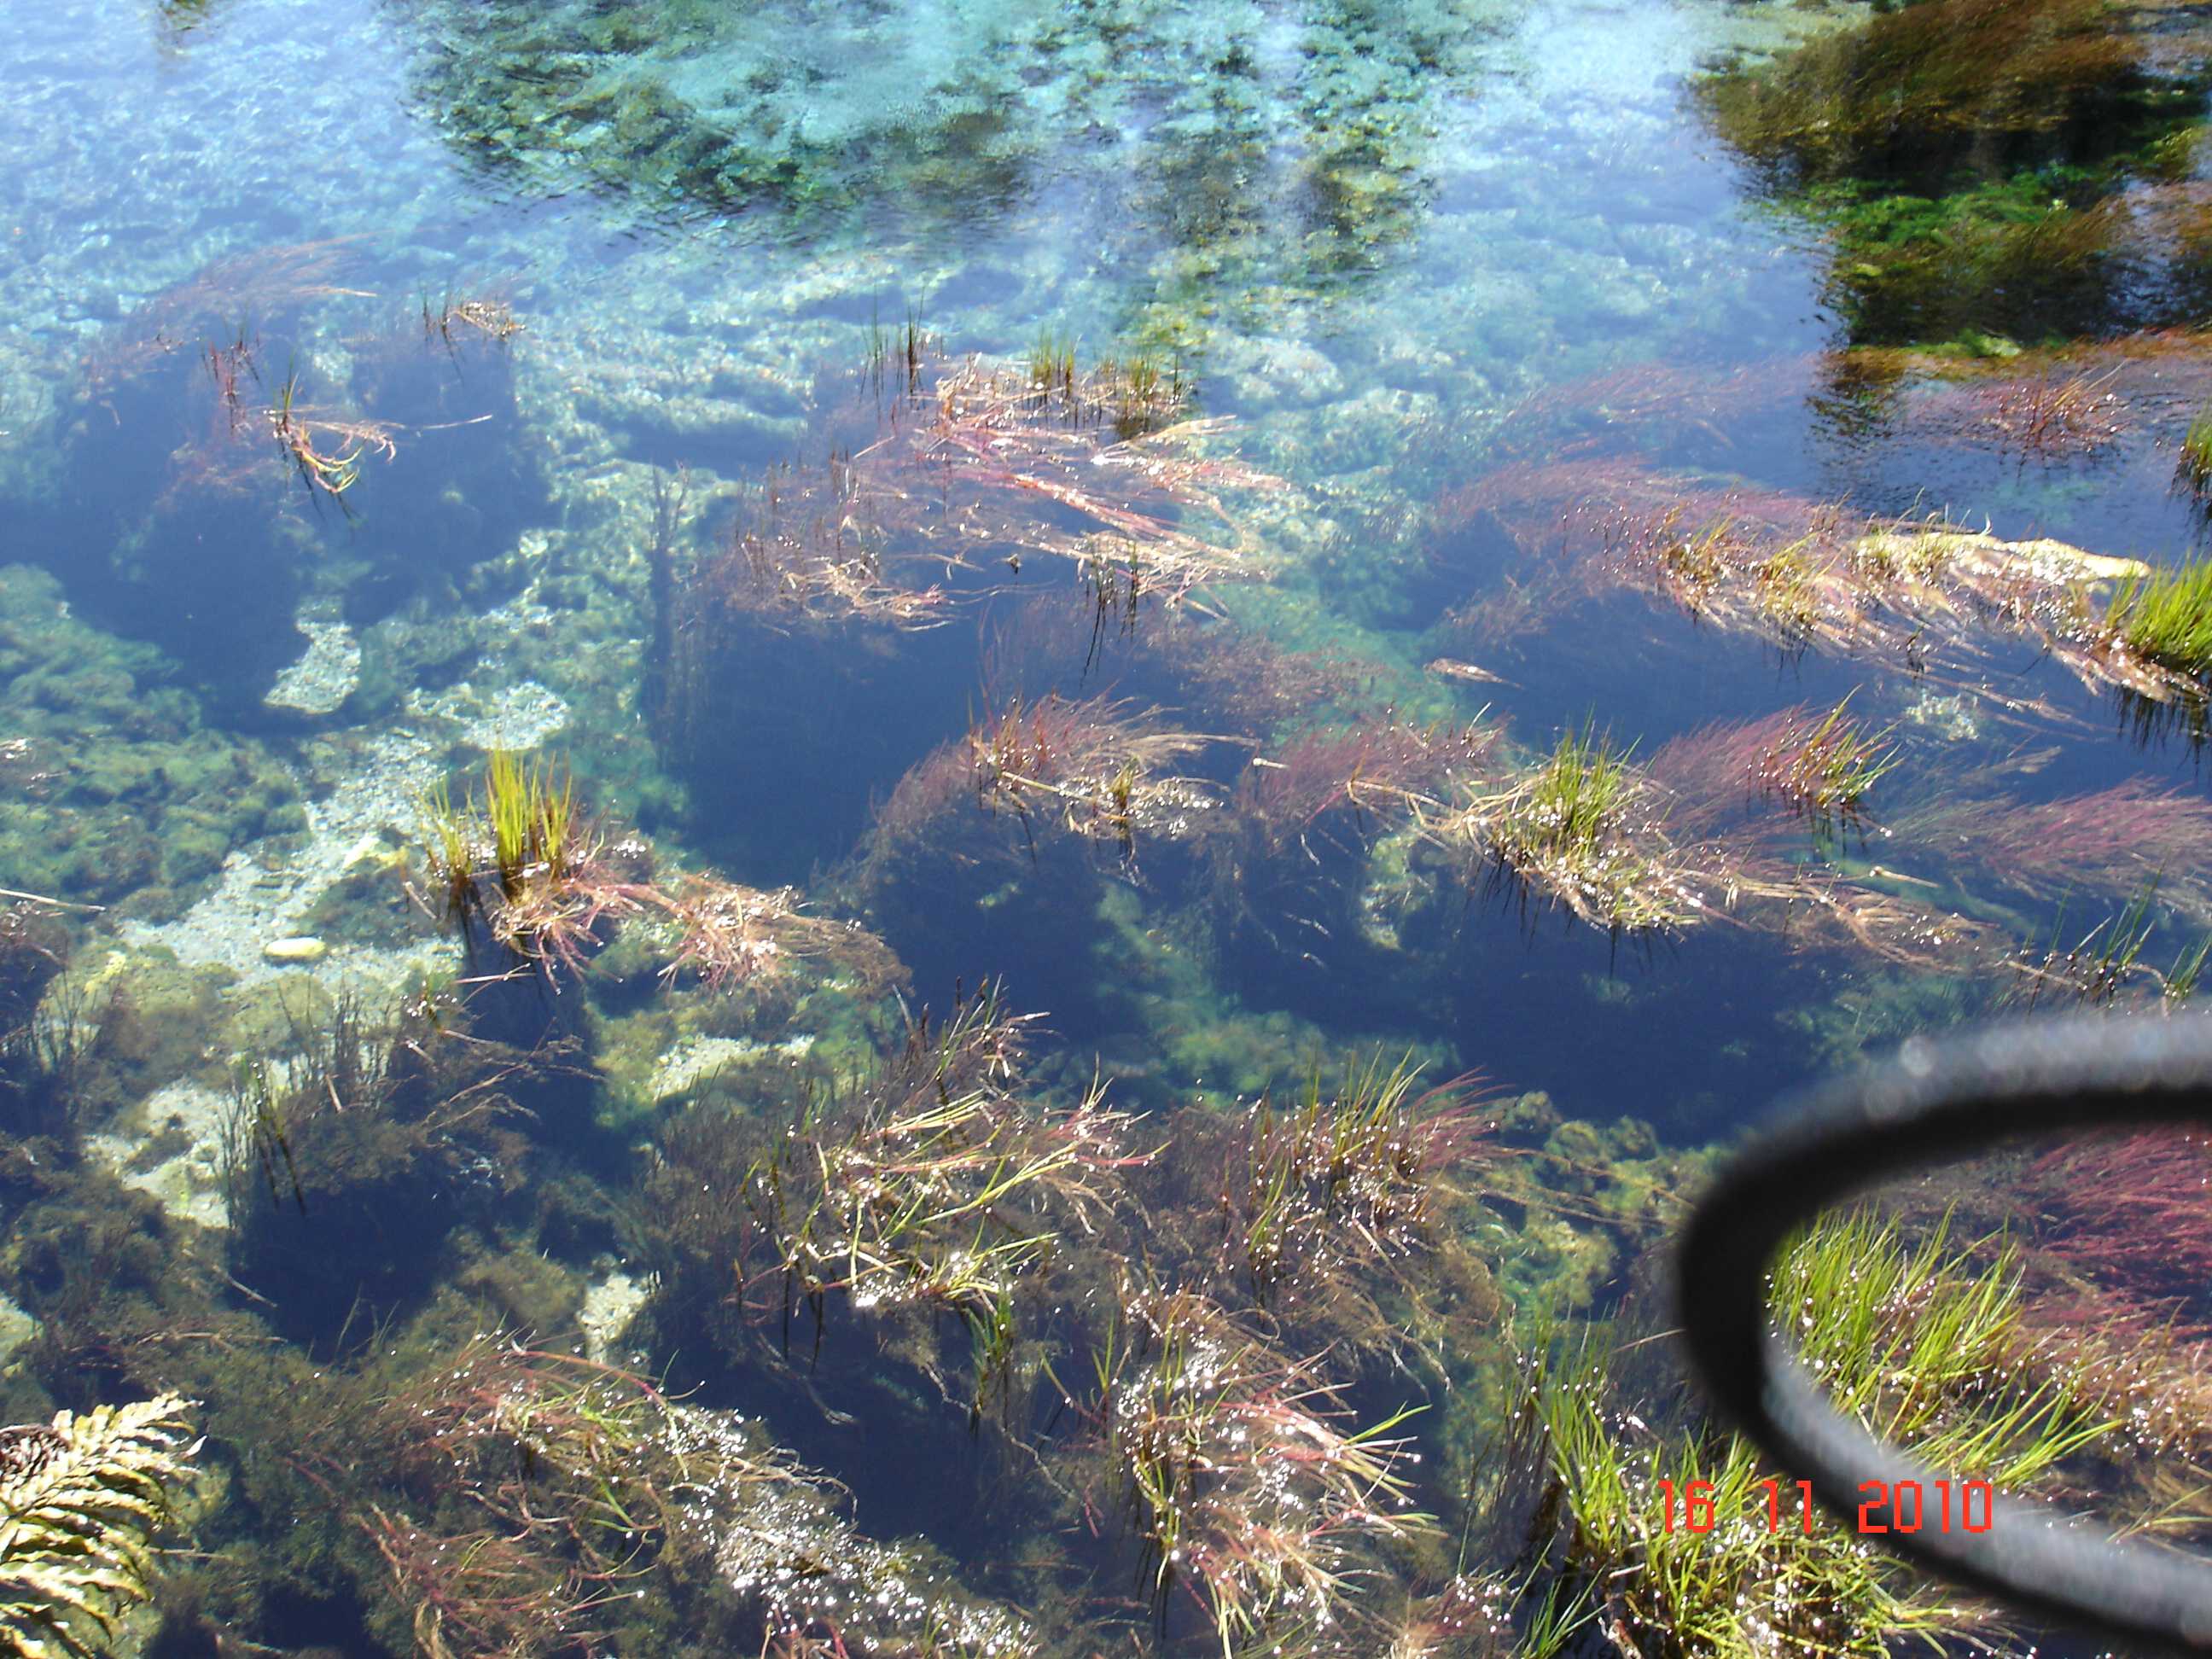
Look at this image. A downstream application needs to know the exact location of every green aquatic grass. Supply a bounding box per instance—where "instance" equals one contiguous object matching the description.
[2179,406,2212,492]
[479,748,577,893]
[2166,930,2212,1004]
[1760,691,1899,829]
[2107,559,2212,677]
[1027,324,1076,396]
[1752,537,1820,641]
[1481,721,1702,934]
[1511,720,1634,861]
[1776,1208,2112,1482]
[1514,1209,2121,1659]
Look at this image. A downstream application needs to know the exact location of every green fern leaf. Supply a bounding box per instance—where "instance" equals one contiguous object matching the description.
[0,1395,197,1659]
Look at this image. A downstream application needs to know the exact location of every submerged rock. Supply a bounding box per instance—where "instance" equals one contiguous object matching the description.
[264,606,361,717]
[259,935,327,963]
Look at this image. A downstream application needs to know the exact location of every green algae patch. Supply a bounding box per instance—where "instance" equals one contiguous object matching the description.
[1703,0,2157,187]
[1701,0,2212,345]
[0,567,304,911]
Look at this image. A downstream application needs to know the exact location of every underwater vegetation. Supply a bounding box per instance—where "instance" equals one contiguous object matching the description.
[1071,1280,1433,1654]
[1895,777,2212,923]
[1701,0,2150,186]
[0,565,304,905]
[215,990,542,1341]
[2026,1126,2212,1333]
[643,337,1282,873]
[33,239,546,706]
[658,336,1276,637]
[635,987,1506,1653]
[23,0,2212,1651]
[1439,455,2209,721]
[1450,722,1697,935]
[381,0,1458,317]
[0,1392,198,1659]
[651,986,1133,1420]
[1483,1208,2132,1659]
[1748,695,1898,834]
[1975,365,2129,460]
[1698,0,2210,345]
[418,748,904,997]
[861,694,1222,877]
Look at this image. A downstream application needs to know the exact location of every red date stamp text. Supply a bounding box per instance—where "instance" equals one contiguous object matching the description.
[1658,1479,1994,1535]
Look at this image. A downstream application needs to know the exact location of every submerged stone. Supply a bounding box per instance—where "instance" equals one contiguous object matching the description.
[260,934,328,963]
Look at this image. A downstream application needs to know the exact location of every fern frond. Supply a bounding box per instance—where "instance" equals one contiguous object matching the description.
[0,1395,198,1659]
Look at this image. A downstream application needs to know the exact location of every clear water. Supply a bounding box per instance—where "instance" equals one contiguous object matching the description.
[1,0,2207,1652]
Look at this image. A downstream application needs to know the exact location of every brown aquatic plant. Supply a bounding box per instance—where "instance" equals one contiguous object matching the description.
[684,344,1283,641]
[420,753,900,993]
[1068,1281,1435,1652]
[1975,367,2128,460]
[422,292,525,346]
[1214,1054,1493,1309]
[84,236,375,396]
[363,1507,614,1659]
[864,694,1223,873]
[262,367,399,501]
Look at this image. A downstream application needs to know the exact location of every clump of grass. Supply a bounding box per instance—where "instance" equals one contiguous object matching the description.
[2105,558,2212,678]
[862,694,1219,877]
[1752,537,1820,641]
[2166,931,2212,1004]
[1027,324,1077,397]
[482,748,577,894]
[1224,1053,1490,1307]
[1755,690,1898,830]
[420,749,581,928]
[418,755,897,991]
[1077,1282,1435,1651]
[2178,405,2212,493]
[1507,721,1633,863]
[652,988,1132,1417]
[1481,722,1701,932]
[1491,1209,2121,1659]
[1429,720,1708,935]
[1022,330,1189,432]
[1656,514,1736,600]
[422,291,524,345]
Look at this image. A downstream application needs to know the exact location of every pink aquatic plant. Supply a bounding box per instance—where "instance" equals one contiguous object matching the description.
[684,343,1284,639]
[860,693,1224,875]
[1072,1281,1435,1651]
[2029,1128,2212,1335]
[1895,778,2212,920]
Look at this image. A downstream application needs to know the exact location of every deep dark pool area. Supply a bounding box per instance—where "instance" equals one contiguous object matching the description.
[2,0,2211,1653]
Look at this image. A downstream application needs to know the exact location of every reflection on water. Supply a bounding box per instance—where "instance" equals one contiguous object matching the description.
[0,0,2209,1650]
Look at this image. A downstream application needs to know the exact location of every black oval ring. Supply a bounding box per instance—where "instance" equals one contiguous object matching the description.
[1676,1013,2212,1655]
